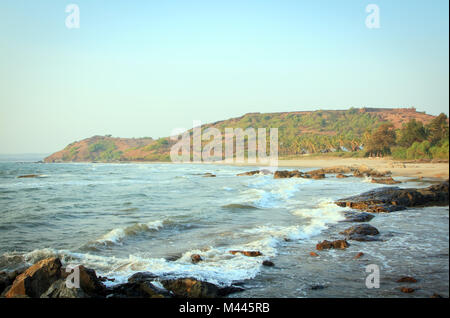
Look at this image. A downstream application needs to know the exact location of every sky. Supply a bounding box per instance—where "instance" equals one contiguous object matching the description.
[0,0,448,154]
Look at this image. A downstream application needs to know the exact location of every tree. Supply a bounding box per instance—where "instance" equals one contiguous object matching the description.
[364,123,396,157]
[396,119,427,147]
[426,113,449,145]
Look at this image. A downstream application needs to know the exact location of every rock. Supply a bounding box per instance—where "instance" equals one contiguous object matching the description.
[5,257,62,298]
[431,293,443,298]
[41,279,89,298]
[127,272,158,284]
[202,173,216,177]
[316,240,349,250]
[274,170,304,179]
[310,173,325,180]
[340,224,380,236]
[354,252,364,259]
[400,287,415,293]
[340,211,375,223]
[397,276,418,283]
[309,252,319,257]
[237,170,272,176]
[76,265,106,296]
[191,254,203,264]
[336,174,349,178]
[98,276,115,282]
[108,281,169,298]
[161,278,242,298]
[17,174,40,178]
[262,260,274,267]
[371,177,401,185]
[335,181,449,213]
[310,285,327,290]
[229,250,263,257]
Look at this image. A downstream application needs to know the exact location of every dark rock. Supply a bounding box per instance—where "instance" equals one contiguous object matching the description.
[237,170,272,176]
[340,211,375,222]
[41,279,89,298]
[202,173,216,177]
[310,285,327,290]
[127,272,158,284]
[5,257,62,298]
[108,281,169,298]
[340,224,380,236]
[262,260,274,267]
[161,278,242,298]
[335,181,449,213]
[316,240,349,250]
[397,276,418,283]
[431,293,443,298]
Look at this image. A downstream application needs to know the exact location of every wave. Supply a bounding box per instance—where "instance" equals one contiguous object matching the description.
[90,220,164,246]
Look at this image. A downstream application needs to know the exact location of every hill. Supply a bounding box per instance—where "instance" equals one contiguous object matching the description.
[44,107,439,163]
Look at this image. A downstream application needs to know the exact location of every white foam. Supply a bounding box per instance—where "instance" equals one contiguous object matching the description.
[94,220,164,246]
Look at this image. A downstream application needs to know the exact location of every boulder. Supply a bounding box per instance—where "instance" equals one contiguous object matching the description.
[354,252,364,259]
[108,281,169,298]
[41,279,89,298]
[336,174,349,178]
[262,260,274,267]
[340,224,380,236]
[400,287,415,293]
[309,252,319,257]
[335,181,449,213]
[316,240,349,250]
[161,278,243,298]
[340,211,375,222]
[5,257,62,298]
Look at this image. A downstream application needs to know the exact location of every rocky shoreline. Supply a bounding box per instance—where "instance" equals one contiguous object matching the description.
[1,166,448,298]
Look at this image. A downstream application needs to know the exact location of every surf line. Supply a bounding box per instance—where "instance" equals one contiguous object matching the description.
[179,302,214,316]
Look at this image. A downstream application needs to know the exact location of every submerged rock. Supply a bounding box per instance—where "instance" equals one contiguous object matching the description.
[400,287,415,293]
[354,252,364,259]
[340,211,375,222]
[335,181,449,212]
[316,240,349,250]
[262,260,274,267]
[229,250,263,257]
[191,254,203,264]
[371,177,401,185]
[397,276,418,283]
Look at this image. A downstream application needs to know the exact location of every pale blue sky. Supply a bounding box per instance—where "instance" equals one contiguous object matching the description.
[0,0,448,153]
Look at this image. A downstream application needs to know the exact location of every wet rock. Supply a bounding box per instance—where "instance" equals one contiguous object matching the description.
[397,276,418,283]
[310,284,327,290]
[5,257,62,298]
[316,240,349,250]
[98,276,115,283]
[17,174,40,178]
[340,224,380,236]
[354,252,364,259]
[237,170,272,176]
[191,254,203,264]
[161,278,242,298]
[340,211,375,223]
[41,279,89,298]
[108,281,169,298]
[309,252,319,257]
[262,260,274,267]
[202,173,216,177]
[371,177,401,185]
[127,272,158,284]
[335,181,449,213]
[431,293,443,298]
[336,174,349,179]
[229,250,263,257]
[400,287,415,293]
[274,170,304,179]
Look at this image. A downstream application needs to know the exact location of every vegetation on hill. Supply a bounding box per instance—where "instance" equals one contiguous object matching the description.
[44,108,448,163]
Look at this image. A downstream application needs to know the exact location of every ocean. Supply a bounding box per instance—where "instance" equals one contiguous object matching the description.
[0,162,448,297]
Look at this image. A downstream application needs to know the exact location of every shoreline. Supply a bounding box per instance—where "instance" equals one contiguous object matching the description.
[41,157,449,180]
